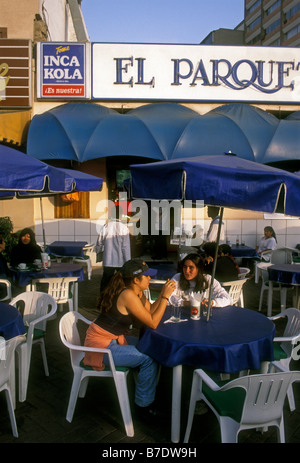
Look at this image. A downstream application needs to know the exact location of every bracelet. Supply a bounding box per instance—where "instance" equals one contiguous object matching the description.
[162,296,169,301]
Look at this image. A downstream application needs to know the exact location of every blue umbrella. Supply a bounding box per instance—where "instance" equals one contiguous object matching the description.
[130,154,300,319]
[0,145,103,246]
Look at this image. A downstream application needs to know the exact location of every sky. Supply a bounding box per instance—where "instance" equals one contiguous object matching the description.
[81,0,244,44]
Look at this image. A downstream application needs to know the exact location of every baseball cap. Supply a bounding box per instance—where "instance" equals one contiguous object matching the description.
[121,259,157,278]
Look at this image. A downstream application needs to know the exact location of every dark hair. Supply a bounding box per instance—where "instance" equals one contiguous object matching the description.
[178,253,208,293]
[219,244,232,255]
[202,242,217,257]
[264,226,277,242]
[19,228,37,245]
[97,270,143,313]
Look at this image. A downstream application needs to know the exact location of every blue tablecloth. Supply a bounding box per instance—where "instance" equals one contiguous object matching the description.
[268,264,300,285]
[0,302,26,340]
[137,306,275,374]
[47,241,87,257]
[11,262,85,287]
[231,245,258,259]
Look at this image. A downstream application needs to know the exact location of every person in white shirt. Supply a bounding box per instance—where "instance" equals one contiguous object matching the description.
[96,206,131,291]
[257,226,277,261]
[206,206,225,243]
[171,253,232,308]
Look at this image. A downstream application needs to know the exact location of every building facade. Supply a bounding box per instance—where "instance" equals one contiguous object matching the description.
[245,0,300,46]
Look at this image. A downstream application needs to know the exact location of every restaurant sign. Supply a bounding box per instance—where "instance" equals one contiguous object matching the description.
[92,43,300,103]
[0,39,31,107]
[37,42,90,99]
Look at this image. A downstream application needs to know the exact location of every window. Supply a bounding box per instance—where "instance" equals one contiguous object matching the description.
[286,2,300,20]
[248,16,261,31]
[285,23,300,40]
[265,18,280,35]
[54,191,90,219]
[266,0,280,16]
[247,0,261,15]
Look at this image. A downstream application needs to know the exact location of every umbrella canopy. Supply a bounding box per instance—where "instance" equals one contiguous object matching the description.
[0,145,74,194]
[130,154,300,217]
[0,145,103,247]
[130,154,300,319]
[0,145,103,196]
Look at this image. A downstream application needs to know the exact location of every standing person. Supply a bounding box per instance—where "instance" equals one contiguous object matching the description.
[257,226,277,261]
[206,206,225,243]
[171,253,232,307]
[96,205,131,292]
[83,259,176,418]
[10,228,42,267]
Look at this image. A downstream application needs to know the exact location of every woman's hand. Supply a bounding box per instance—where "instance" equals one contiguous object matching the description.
[161,279,176,300]
[202,298,215,308]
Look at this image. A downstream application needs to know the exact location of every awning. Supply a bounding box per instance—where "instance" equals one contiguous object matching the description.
[26,102,300,167]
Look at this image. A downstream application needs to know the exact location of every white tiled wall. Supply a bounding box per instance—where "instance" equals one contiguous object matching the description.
[35,216,300,261]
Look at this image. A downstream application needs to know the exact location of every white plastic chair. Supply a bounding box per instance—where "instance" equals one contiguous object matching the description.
[73,244,94,280]
[238,267,250,279]
[267,308,300,411]
[222,278,248,307]
[0,278,12,302]
[145,279,167,303]
[0,336,24,437]
[184,368,300,444]
[31,276,79,312]
[258,248,295,316]
[10,292,57,402]
[59,311,134,437]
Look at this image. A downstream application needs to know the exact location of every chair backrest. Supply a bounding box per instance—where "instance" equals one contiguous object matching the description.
[32,277,78,304]
[280,308,300,357]
[222,371,300,426]
[0,336,24,386]
[222,279,248,305]
[59,311,90,368]
[238,268,250,279]
[271,248,293,265]
[83,244,94,256]
[0,278,12,302]
[11,291,57,331]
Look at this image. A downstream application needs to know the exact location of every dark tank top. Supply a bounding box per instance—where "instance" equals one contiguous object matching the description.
[94,291,133,336]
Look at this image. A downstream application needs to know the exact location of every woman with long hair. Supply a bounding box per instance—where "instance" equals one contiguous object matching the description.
[172,253,232,308]
[10,227,42,267]
[257,226,277,261]
[83,259,175,417]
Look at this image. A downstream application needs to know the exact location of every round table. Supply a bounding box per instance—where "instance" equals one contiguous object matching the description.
[0,301,26,340]
[267,264,300,314]
[137,305,275,442]
[11,262,85,287]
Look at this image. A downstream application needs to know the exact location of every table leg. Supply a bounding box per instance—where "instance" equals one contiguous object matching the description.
[74,282,78,311]
[171,365,182,443]
[267,281,273,317]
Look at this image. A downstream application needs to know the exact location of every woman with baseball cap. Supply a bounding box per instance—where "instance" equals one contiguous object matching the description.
[83,258,176,418]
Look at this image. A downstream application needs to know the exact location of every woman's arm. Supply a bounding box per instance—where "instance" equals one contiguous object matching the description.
[120,280,175,329]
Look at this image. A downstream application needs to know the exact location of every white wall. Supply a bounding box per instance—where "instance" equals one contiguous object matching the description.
[34,215,300,265]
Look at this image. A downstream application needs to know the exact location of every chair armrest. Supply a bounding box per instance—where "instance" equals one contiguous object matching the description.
[273,335,300,344]
[268,312,286,321]
[196,369,221,391]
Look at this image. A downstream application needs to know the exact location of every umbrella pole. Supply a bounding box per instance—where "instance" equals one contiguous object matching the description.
[206,207,224,321]
[40,197,46,251]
